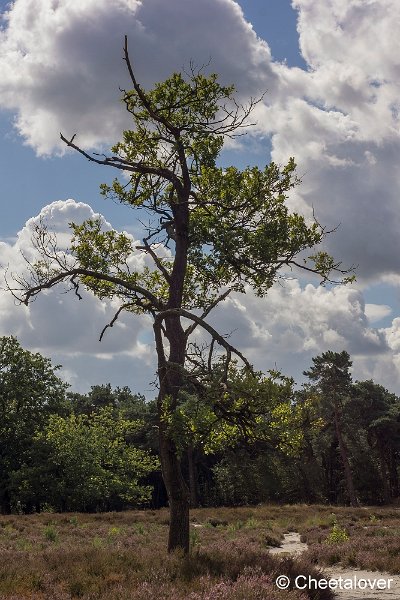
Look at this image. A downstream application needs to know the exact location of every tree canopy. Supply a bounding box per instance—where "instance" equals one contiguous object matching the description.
[7,38,353,552]
[0,336,67,513]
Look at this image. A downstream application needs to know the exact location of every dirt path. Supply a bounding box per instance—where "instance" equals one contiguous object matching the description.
[269,531,308,556]
[269,532,400,599]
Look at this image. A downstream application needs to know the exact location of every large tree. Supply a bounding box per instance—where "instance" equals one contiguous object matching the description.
[13,407,159,513]
[8,38,352,552]
[304,350,359,507]
[0,336,67,513]
[351,380,400,503]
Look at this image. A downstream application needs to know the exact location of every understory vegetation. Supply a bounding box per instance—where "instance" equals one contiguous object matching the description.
[0,504,399,599]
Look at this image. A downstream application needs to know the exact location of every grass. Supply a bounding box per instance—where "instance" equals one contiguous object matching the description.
[0,504,399,598]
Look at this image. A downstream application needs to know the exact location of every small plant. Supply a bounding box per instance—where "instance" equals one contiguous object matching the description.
[189,528,201,553]
[227,520,245,533]
[245,516,260,529]
[329,512,337,526]
[133,523,145,535]
[92,536,104,548]
[69,516,79,527]
[369,513,380,523]
[43,524,58,542]
[327,523,349,544]
[16,537,33,551]
[108,526,122,536]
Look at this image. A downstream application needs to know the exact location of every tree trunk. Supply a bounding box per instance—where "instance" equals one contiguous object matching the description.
[155,191,191,552]
[389,448,399,499]
[377,442,391,504]
[154,308,191,553]
[333,400,358,507]
[159,421,190,553]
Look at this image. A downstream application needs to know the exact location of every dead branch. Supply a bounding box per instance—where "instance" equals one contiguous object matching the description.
[155,307,252,372]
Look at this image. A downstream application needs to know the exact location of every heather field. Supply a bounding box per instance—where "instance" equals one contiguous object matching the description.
[0,504,399,600]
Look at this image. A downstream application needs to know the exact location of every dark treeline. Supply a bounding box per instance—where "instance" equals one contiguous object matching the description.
[1,337,399,514]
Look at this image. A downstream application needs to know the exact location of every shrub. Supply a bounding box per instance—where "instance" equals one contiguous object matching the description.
[326,523,349,544]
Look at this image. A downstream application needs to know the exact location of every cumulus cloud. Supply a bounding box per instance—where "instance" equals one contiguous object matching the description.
[208,280,391,381]
[0,200,154,392]
[2,200,400,394]
[266,0,400,282]
[1,0,400,392]
[0,0,273,154]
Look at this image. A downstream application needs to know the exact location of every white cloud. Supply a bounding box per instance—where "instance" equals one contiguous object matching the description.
[266,0,400,283]
[0,0,273,154]
[1,0,400,392]
[0,199,154,392]
[365,303,392,324]
[189,276,400,392]
[2,201,400,394]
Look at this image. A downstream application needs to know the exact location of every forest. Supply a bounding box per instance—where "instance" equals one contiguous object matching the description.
[1,335,399,516]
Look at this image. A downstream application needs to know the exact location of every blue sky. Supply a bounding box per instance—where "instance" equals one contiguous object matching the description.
[1,0,400,394]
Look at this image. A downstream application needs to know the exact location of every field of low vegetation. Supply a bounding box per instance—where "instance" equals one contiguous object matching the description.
[1,504,399,600]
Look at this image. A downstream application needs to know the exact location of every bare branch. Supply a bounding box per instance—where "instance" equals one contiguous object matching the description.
[60,133,183,192]
[155,307,252,371]
[9,266,163,310]
[136,239,172,283]
[123,36,179,137]
[99,302,134,341]
[185,288,232,337]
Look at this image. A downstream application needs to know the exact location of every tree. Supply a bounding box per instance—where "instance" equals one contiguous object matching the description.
[351,380,400,503]
[8,38,352,551]
[13,407,159,512]
[0,336,67,513]
[304,350,359,507]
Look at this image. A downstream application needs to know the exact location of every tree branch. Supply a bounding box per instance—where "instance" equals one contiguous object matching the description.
[155,307,252,371]
[136,239,171,283]
[10,267,163,310]
[185,288,232,337]
[99,302,133,341]
[60,133,183,192]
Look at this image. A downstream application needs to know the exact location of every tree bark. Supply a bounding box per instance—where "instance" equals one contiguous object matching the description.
[333,400,358,507]
[154,302,191,552]
[158,424,190,553]
[377,442,391,504]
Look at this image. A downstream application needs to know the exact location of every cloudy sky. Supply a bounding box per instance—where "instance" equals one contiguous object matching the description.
[1,0,400,396]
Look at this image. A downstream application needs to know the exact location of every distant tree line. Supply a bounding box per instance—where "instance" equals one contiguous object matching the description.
[1,336,399,514]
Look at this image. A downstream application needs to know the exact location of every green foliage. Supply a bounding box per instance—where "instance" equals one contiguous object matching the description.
[160,366,300,457]
[0,336,68,513]
[326,522,349,544]
[304,350,353,400]
[64,68,350,315]
[23,407,160,511]
[43,524,58,543]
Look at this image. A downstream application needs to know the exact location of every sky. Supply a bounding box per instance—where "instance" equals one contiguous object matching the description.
[1,0,400,396]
